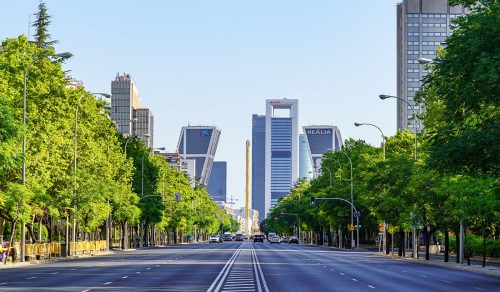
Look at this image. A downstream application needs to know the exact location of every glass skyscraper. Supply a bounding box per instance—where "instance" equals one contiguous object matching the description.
[265,99,298,215]
[299,134,313,180]
[251,115,266,222]
[207,161,227,202]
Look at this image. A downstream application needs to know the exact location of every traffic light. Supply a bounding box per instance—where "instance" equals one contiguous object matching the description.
[280,211,285,217]
[378,223,384,233]
[310,196,315,205]
[175,192,181,202]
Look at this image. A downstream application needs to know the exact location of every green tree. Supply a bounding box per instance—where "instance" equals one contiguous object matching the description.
[32,1,58,48]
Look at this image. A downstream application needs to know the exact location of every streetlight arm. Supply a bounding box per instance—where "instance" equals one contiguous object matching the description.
[314,197,359,214]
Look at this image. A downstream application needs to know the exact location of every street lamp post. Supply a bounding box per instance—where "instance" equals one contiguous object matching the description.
[340,150,356,248]
[379,95,417,160]
[21,52,72,262]
[354,122,386,160]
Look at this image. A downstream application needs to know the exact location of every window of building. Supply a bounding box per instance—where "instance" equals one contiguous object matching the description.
[407,50,419,55]
[407,23,419,27]
[422,50,436,55]
[407,59,419,64]
[407,13,419,18]
[408,87,419,92]
[422,68,433,73]
[407,78,420,82]
[407,32,420,37]
[407,68,420,73]
[408,41,420,46]
[407,96,414,101]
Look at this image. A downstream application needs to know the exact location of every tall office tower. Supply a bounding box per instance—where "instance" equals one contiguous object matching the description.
[133,108,154,148]
[299,134,313,179]
[265,99,298,216]
[177,126,221,186]
[207,161,227,202]
[111,73,141,135]
[303,126,343,178]
[251,115,266,222]
[397,0,466,132]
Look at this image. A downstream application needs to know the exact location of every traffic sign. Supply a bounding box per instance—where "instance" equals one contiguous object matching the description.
[310,196,315,205]
[354,211,361,218]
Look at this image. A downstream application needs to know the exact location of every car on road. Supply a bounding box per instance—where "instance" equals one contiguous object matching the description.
[269,235,281,244]
[209,235,222,243]
[289,236,299,244]
[235,233,244,241]
[253,234,265,243]
[223,232,233,241]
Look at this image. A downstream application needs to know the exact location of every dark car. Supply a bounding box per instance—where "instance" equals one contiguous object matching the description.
[289,236,299,244]
[235,234,244,241]
[253,234,265,243]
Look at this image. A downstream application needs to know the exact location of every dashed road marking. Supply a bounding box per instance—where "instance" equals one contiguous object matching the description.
[122,276,128,279]
[51,272,59,274]
[70,268,77,271]
[442,280,452,284]
[146,267,151,270]
[352,278,358,282]
[81,289,90,292]
[0,283,7,286]
[104,282,112,285]
[135,272,141,274]
[27,277,37,280]
[368,285,376,289]
[340,273,345,276]
[473,287,486,291]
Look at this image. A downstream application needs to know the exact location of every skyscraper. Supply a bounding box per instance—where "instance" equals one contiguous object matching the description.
[299,134,313,180]
[397,0,466,132]
[177,126,221,186]
[133,108,154,148]
[265,99,298,215]
[111,73,154,147]
[303,125,343,178]
[207,161,227,202]
[251,114,266,222]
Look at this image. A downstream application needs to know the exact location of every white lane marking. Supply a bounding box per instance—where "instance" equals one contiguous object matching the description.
[368,285,376,289]
[420,274,427,278]
[81,289,90,292]
[146,268,151,270]
[340,273,345,276]
[51,272,59,274]
[27,277,37,280]
[169,260,174,262]
[323,266,327,268]
[104,282,112,285]
[0,283,7,286]
[442,280,452,284]
[207,245,242,292]
[473,287,486,291]
[330,269,334,271]
[122,276,128,279]
[70,268,77,271]
[155,265,160,267]
[352,278,358,282]
[135,272,141,274]
[253,246,270,292]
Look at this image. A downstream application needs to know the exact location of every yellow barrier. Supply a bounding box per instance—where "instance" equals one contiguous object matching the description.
[23,241,106,259]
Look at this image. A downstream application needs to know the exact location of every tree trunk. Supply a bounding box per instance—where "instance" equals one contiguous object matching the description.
[482,233,486,268]
[121,221,128,250]
[327,227,333,246]
[425,226,430,260]
[398,227,404,257]
[444,228,449,262]
[455,228,460,263]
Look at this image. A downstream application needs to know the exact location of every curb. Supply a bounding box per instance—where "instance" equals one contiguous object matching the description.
[381,253,500,277]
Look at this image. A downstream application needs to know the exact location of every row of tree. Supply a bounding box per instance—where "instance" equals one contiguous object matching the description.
[262,0,499,265]
[0,2,238,253]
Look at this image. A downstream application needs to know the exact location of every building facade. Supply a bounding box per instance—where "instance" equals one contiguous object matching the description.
[111,72,154,147]
[251,114,266,222]
[207,161,227,202]
[177,126,221,186]
[133,108,154,148]
[299,134,313,180]
[397,0,466,132]
[111,73,141,136]
[303,125,343,178]
[265,99,298,216]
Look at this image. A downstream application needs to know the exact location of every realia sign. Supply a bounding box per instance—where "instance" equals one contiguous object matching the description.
[306,129,332,135]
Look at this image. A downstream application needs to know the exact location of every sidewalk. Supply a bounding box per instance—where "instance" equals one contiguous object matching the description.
[0,250,117,269]
[382,250,500,277]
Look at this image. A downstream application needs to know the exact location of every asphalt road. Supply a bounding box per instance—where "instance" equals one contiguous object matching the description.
[0,241,498,291]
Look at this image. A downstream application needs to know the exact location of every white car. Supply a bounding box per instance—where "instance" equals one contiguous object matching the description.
[269,235,281,244]
[209,235,222,243]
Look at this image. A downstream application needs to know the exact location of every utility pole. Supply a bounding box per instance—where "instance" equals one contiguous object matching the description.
[245,140,251,235]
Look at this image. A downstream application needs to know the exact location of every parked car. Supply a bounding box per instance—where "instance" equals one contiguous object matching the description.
[270,235,281,244]
[235,233,244,241]
[280,236,288,243]
[253,234,265,243]
[289,236,299,244]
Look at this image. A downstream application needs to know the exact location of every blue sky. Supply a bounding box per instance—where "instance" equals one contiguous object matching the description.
[1,1,401,208]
